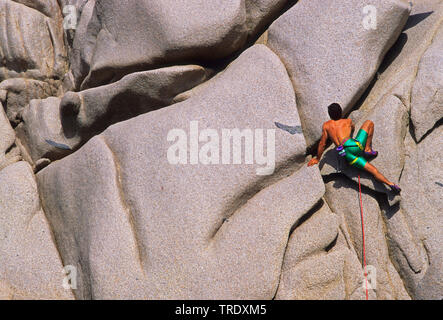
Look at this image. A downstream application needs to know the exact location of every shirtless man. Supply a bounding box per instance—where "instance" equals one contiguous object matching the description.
[307,103,401,192]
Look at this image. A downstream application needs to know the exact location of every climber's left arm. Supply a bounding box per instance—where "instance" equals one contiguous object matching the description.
[308,124,328,166]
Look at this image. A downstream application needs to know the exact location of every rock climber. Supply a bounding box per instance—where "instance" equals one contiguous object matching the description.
[307,103,401,192]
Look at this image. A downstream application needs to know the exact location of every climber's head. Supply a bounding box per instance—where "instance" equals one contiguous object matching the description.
[328,103,342,120]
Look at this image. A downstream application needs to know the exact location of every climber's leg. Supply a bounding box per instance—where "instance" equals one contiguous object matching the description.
[359,120,375,153]
[346,153,367,169]
[362,162,398,189]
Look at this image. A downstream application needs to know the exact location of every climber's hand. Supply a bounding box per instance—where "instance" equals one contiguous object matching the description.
[308,158,319,167]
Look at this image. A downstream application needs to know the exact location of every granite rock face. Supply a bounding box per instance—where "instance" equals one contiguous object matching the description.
[37,45,312,299]
[267,0,411,146]
[321,1,443,202]
[0,102,15,157]
[17,65,209,163]
[397,127,443,299]
[0,0,66,81]
[0,79,58,125]
[411,22,443,141]
[0,101,20,171]
[0,0,67,127]
[0,162,74,300]
[16,97,69,167]
[71,0,289,90]
[324,176,410,300]
[0,0,442,300]
[275,200,366,300]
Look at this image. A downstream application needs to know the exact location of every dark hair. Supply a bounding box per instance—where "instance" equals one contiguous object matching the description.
[328,103,342,120]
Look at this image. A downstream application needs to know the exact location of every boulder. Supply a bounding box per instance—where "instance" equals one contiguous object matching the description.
[38,158,324,299]
[0,0,67,81]
[276,247,348,300]
[12,0,61,19]
[0,102,15,159]
[68,0,97,90]
[59,65,209,149]
[276,197,394,300]
[398,127,443,299]
[318,2,443,206]
[17,65,209,164]
[72,0,289,89]
[0,79,58,125]
[275,200,357,300]
[0,162,74,300]
[37,45,317,299]
[332,1,443,299]
[324,175,410,299]
[16,97,70,166]
[267,0,410,146]
[411,22,443,140]
[280,200,339,271]
[355,1,443,117]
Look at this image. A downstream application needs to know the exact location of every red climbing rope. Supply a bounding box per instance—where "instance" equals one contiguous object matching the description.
[358,174,369,300]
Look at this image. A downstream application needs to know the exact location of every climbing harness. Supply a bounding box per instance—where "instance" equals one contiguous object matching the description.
[335,138,349,172]
[336,137,363,157]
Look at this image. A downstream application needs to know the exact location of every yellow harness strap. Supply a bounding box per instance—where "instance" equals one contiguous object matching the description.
[355,140,364,150]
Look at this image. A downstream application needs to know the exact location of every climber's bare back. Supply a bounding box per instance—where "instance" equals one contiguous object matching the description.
[322,118,354,146]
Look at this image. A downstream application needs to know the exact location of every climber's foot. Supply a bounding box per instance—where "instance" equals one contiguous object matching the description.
[389,184,401,193]
[364,149,378,159]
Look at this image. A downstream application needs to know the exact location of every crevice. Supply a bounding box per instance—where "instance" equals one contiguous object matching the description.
[416,117,443,144]
[421,239,431,268]
[290,199,324,233]
[325,234,338,253]
[208,153,305,242]
[323,194,356,252]
[378,31,409,75]
[374,191,426,299]
[46,18,58,74]
[77,1,299,92]
[408,17,443,142]
[99,135,146,277]
[35,174,78,299]
[338,223,354,252]
[350,13,443,124]
[245,0,299,47]
[3,141,16,155]
[272,197,324,300]
[393,93,409,112]
[324,171,415,299]
[407,116,419,146]
[349,72,379,116]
